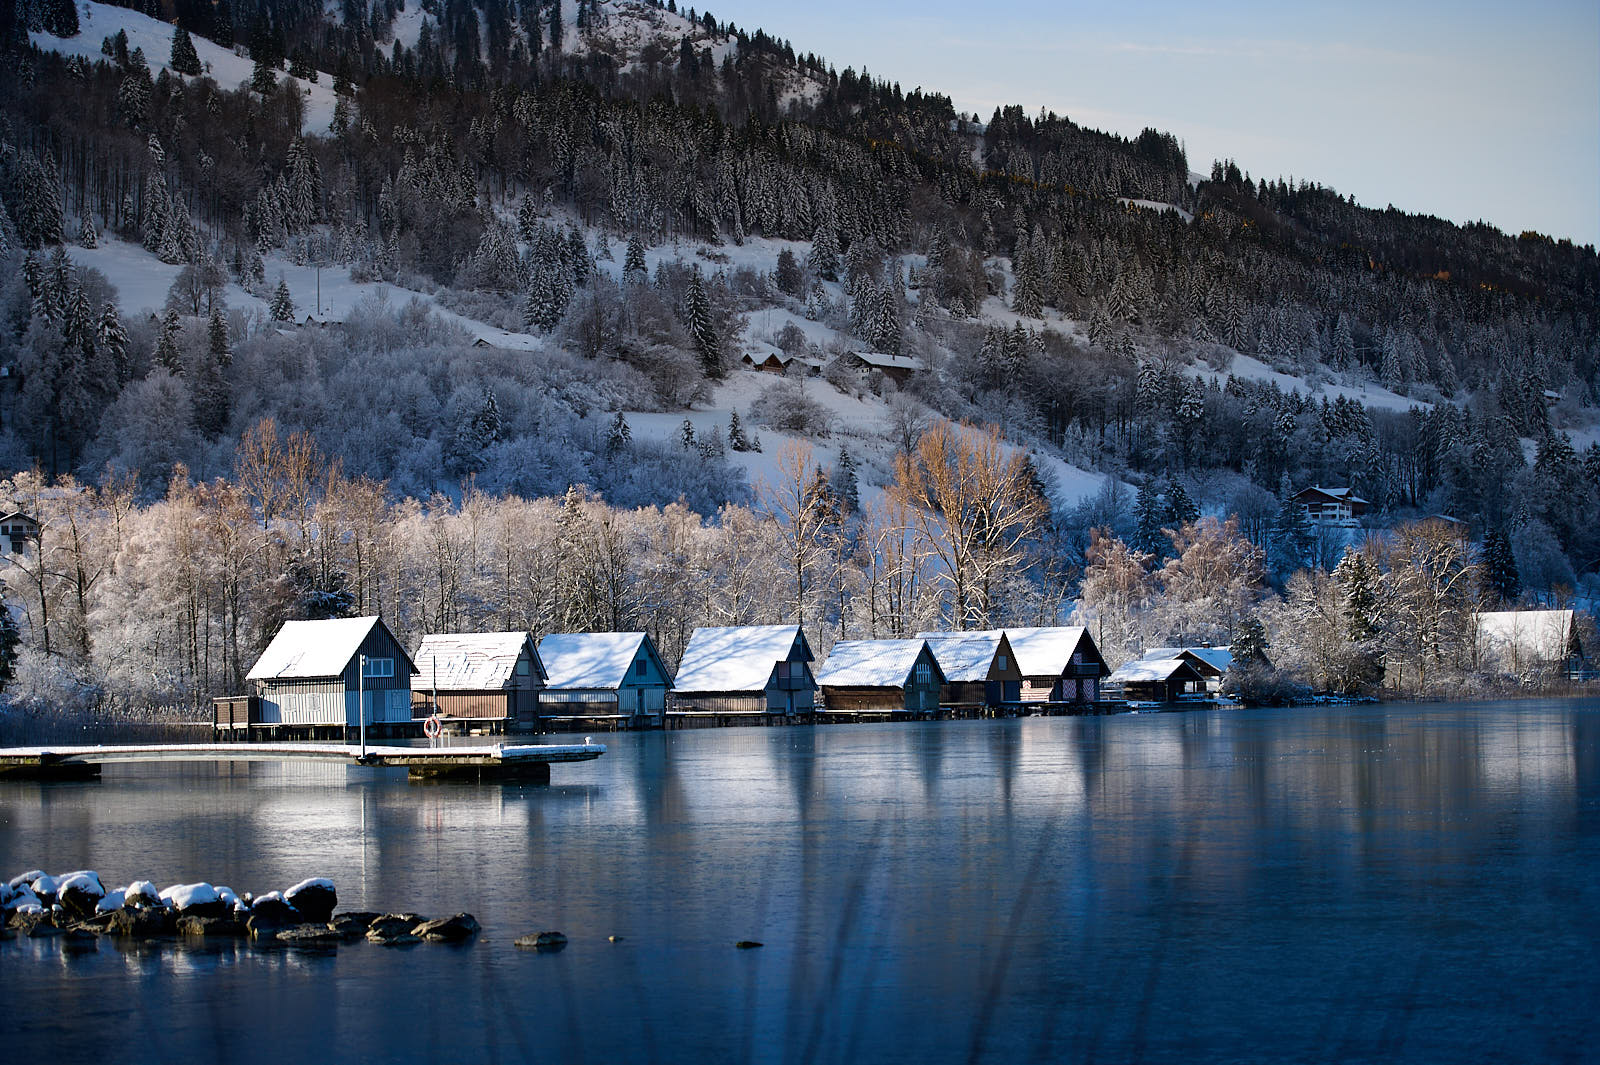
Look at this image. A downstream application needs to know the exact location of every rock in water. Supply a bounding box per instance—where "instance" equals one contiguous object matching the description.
[274,924,344,946]
[10,910,61,937]
[734,940,764,949]
[247,894,299,927]
[514,931,568,952]
[160,883,228,920]
[365,913,424,945]
[328,912,380,940]
[414,913,480,943]
[111,907,176,938]
[284,878,337,924]
[177,915,244,937]
[123,881,161,908]
[57,872,107,919]
[7,870,47,891]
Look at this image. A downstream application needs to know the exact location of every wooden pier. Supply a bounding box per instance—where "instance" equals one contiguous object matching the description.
[0,741,606,784]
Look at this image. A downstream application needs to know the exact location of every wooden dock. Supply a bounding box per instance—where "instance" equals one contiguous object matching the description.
[0,741,606,783]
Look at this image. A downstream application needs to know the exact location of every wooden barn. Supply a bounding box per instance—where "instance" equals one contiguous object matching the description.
[917,631,1023,710]
[412,632,546,732]
[816,639,946,716]
[1105,657,1207,705]
[243,616,416,736]
[671,624,817,717]
[967,627,1108,704]
[538,631,672,726]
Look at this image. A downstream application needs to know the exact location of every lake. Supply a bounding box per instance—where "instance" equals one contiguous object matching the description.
[4,700,1598,1063]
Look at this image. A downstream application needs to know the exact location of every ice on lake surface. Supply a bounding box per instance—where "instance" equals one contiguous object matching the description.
[3,699,1599,1064]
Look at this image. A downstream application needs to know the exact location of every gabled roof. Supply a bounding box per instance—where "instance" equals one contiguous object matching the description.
[916,631,1014,683]
[414,632,543,691]
[852,350,921,372]
[247,617,416,682]
[0,510,39,526]
[816,640,944,688]
[540,632,662,690]
[673,625,811,693]
[1476,610,1577,661]
[1108,657,1203,684]
[963,627,1099,677]
[1292,485,1369,506]
[1141,646,1233,676]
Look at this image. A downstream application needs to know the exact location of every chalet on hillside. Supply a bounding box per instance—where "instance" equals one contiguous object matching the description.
[672,624,817,716]
[1476,610,1589,679]
[917,631,1022,710]
[847,350,920,386]
[1138,646,1237,694]
[241,616,416,733]
[816,639,945,716]
[741,351,791,374]
[1292,486,1369,527]
[538,631,672,725]
[1105,657,1207,704]
[413,631,546,731]
[0,511,40,554]
[971,627,1108,704]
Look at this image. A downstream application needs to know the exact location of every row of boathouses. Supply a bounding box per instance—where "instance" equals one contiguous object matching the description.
[215,619,1123,738]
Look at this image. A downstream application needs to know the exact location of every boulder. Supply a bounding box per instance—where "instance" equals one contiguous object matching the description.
[8,869,46,891]
[12,910,61,937]
[176,915,244,937]
[246,895,300,929]
[413,913,480,943]
[123,881,161,908]
[514,931,567,952]
[29,874,60,906]
[57,872,107,919]
[328,912,379,940]
[160,883,228,920]
[110,906,176,938]
[366,914,424,945]
[284,879,337,924]
[5,886,42,916]
[274,923,344,946]
[71,911,121,936]
[96,889,127,913]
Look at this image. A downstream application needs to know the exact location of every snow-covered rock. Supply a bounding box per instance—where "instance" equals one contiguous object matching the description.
[96,888,127,912]
[7,870,46,890]
[284,878,337,923]
[159,882,227,917]
[123,880,161,907]
[57,871,107,918]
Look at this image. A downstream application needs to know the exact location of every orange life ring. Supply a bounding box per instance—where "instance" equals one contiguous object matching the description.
[423,715,443,739]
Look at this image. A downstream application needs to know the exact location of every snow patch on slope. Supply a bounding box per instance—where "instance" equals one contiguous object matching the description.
[1190,351,1429,414]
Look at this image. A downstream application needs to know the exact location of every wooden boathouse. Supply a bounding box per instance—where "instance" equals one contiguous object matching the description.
[917,631,1022,712]
[412,631,546,732]
[815,639,946,718]
[538,631,672,728]
[671,624,817,720]
[1105,657,1208,705]
[992,626,1109,705]
[221,616,417,740]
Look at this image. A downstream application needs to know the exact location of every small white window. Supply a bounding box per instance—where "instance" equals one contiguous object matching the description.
[362,657,394,678]
[998,654,1007,670]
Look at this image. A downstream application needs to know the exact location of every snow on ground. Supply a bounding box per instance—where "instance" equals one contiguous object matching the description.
[386,4,433,48]
[33,1,340,135]
[1118,198,1194,224]
[1189,351,1429,414]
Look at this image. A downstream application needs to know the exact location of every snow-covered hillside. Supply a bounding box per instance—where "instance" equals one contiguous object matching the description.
[32,1,341,133]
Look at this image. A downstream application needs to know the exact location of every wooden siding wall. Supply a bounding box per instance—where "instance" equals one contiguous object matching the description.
[678,693,768,714]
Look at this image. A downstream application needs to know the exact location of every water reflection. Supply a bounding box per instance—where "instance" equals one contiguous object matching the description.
[3,700,1598,1063]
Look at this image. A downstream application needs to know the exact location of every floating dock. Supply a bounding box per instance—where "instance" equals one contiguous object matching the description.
[0,742,606,783]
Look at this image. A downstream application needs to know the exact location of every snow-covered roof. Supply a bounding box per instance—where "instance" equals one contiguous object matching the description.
[816,640,941,688]
[916,632,1009,683]
[414,632,542,690]
[1142,647,1233,675]
[247,617,412,681]
[963,627,1094,677]
[540,632,657,690]
[1108,658,1199,683]
[673,625,809,693]
[852,351,921,372]
[1294,486,1369,505]
[1476,610,1575,662]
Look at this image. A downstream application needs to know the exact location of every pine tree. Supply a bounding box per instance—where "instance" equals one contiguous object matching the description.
[808,225,839,281]
[170,25,202,76]
[873,284,902,355]
[623,233,648,282]
[207,308,230,365]
[605,411,632,455]
[727,409,748,451]
[156,309,183,372]
[251,57,277,95]
[1480,528,1520,605]
[1333,548,1379,643]
[1132,483,1165,556]
[1165,478,1199,527]
[77,213,97,249]
[678,418,697,450]
[1230,614,1270,667]
[97,303,129,381]
[269,276,295,321]
[16,154,64,249]
[684,269,723,378]
[833,449,859,513]
[471,387,504,447]
[775,248,803,296]
[1271,491,1316,575]
[0,587,19,692]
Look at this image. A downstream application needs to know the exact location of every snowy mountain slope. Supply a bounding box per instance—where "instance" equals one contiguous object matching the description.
[32,1,341,134]
[1188,351,1428,414]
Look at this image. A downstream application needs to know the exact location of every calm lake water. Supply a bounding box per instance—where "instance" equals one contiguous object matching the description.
[4,700,1599,1064]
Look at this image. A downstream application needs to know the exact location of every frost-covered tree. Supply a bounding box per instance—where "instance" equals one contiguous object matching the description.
[605,411,632,455]
[269,276,295,322]
[808,225,839,281]
[97,303,130,382]
[169,25,202,76]
[77,213,97,249]
[623,233,648,282]
[683,268,723,378]
[727,409,748,452]
[1479,527,1520,605]
[155,309,183,372]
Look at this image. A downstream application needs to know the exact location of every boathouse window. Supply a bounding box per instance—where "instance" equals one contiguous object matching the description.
[636,660,647,677]
[776,661,790,680]
[362,657,394,678]
[998,654,1008,670]
[915,662,931,684]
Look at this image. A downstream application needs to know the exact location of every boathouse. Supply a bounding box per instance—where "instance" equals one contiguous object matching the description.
[916,631,1022,710]
[671,624,817,717]
[1476,610,1589,680]
[412,632,546,732]
[1105,657,1207,705]
[1137,646,1236,694]
[816,639,946,716]
[969,627,1108,704]
[538,631,672,726]
[244,616,417,735]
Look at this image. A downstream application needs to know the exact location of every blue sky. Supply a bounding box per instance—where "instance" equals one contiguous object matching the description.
[717,0,1600,247]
